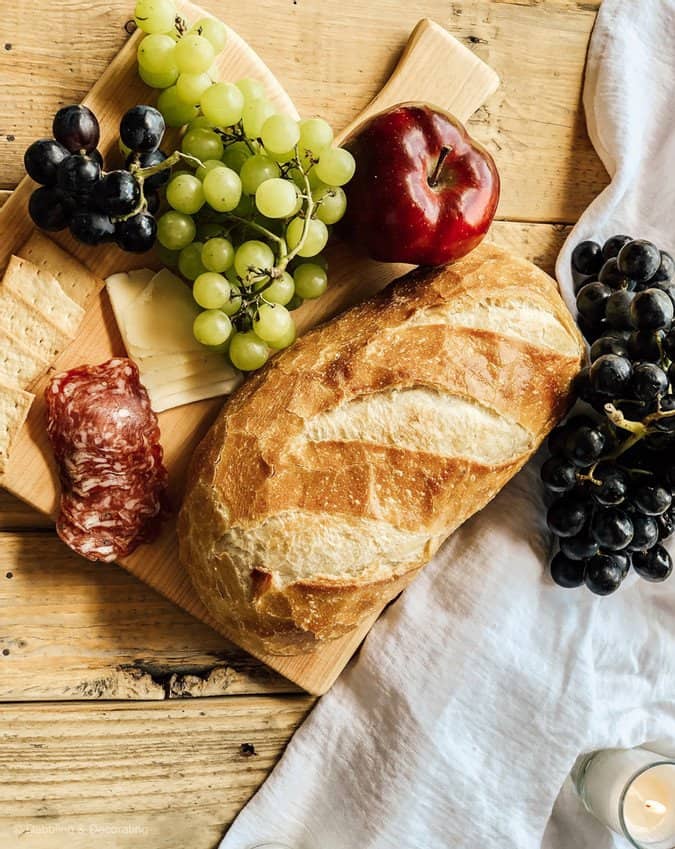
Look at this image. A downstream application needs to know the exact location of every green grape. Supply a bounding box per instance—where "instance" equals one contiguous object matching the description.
[236,78,266,103]
[193,309,232,346]
[196,220,223,241]
[193,272,231,309]
[134,0,176,34]
[225,265,240,284]
[201,237,234,272]
[138,63,178,89]
[157,210,196,250]
[229,331,269,371]
[138,65,178,88]
[289,164,317,191]
[175,72,212,105]
[286,217,328,258]
[178,242,206,280]
[286,185,302,217]
[156,243,180,267]
[181,127,224,161]
[174,33,215,74]
[234,240,275,280]
[166,173,205,215]
[187,115,212,132]
[253,303,294,343]
[298,117,333,155]
[203,166,242,212]
[315,148,356,186]
[307,168,324,190]
[195,158,225,181]
[268,321,297,350]
[313,184,347,225]
[270,149,296,164]
[258,270,294,305]
[232,193,254,218]
[260,115,300,155]
[293,263,328,299]
[239,155,280,195]
[242,99,275,139]
[189,17,228,52]
[286,293,304,311]
[253,214,285,237]
[201,82,245,127]
[157,85,199,127]
[222,141,252,173]
[137,34,177,74]
[255,178,298,219]
[221,285,242,316]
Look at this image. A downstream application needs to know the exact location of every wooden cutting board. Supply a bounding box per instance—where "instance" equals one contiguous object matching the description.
[0,5,499,694]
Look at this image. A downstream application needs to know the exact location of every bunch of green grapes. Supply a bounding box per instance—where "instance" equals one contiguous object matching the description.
[132,0,355,372]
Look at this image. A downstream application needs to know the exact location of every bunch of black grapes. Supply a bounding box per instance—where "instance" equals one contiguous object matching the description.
[25,104,170,252]
[544,236,675,595]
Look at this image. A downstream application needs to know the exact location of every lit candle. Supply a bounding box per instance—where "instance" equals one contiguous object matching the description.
[573,748,675,848]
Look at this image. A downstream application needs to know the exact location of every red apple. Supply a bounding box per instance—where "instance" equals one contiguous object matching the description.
[339,102,500,266]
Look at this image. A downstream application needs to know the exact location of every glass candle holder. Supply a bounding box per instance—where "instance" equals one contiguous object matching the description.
[572,747,675,849]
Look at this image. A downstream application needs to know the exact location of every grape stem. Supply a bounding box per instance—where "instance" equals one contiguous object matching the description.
[281,145,315,267]
[120,150,206,222]
[581,401,675,481]
[224,214,285,250]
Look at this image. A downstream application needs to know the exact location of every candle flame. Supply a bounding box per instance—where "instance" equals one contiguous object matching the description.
[645,800,668,816]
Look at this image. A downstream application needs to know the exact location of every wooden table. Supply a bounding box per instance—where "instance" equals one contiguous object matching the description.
[0,1,607,846]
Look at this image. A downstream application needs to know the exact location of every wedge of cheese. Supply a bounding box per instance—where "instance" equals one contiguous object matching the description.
[105,269,241,412]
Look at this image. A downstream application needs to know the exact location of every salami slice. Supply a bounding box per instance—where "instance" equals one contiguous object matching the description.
[45,358,168,562]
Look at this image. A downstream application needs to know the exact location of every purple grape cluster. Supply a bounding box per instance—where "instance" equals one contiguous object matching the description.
[24,104,168,253]
[543,235,675,595]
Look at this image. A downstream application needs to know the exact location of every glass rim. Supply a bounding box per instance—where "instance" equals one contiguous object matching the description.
[618,759,675,849]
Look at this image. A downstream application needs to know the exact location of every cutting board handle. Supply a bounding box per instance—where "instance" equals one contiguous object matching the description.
[336,18,499,143]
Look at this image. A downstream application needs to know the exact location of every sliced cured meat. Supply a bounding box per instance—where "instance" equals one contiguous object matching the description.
[45,357,168,562]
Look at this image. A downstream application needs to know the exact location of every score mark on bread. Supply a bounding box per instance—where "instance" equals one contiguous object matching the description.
[178,244,584,655]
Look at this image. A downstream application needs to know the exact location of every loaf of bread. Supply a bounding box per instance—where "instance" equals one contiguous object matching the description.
[178,243,584,655]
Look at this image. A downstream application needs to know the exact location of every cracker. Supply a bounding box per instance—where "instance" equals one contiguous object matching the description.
[3,255,85,339]
[0,287,71,362]
[0,383,34,476]
[0,325,49,390]
[17,231,103,309]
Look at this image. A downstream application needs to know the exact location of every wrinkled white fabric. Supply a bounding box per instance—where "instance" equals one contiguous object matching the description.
[221,3,675,847]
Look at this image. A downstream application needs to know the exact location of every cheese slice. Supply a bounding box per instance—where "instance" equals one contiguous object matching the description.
[149,373,242,413]
[137,353,235,387]
[105,268,242,412]
[123,268,205,357]
[105,269,155,331]
[141,361,240,395]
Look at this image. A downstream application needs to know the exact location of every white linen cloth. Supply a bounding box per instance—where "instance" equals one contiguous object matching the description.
[221,2,675,847]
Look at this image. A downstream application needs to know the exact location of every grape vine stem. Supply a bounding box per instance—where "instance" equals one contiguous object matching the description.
[123,150,205,221]
[581,402,675,483]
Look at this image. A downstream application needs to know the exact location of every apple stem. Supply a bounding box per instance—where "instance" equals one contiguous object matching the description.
[428,146,451,188]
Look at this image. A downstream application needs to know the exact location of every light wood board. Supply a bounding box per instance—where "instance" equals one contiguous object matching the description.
[0,8,501,694]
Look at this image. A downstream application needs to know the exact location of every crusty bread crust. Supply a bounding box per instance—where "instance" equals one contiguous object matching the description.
[178,243,584,654]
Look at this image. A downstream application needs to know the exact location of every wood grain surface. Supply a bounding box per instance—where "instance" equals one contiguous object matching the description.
[0,0,604,846]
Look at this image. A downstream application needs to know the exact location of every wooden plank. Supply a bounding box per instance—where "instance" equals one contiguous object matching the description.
[0,0,606,222]
[0,7,504,696]
[0,696,313,849]
[0,532,299,700]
